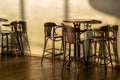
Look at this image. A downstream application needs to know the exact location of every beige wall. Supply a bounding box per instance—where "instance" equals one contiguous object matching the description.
[0,0,120,58]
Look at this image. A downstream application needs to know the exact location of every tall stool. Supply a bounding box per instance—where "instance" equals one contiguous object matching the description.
[17,21,31,56]
[99,25,113,66]
[1,21,18,55]
[1,21,25,56]
[10,21,24,55]
[87,25,113,74]
[109,25,119,68]
[62,26,86,74]
[41,22,64,66]
[87,28,103,64]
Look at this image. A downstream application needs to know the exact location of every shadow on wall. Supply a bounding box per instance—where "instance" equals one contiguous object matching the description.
[89,0,120,18]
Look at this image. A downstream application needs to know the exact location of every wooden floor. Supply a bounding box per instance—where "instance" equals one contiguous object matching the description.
[0,55,120,80]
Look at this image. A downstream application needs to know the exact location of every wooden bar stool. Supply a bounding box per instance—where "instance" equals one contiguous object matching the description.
[87,25,113,75]
[62,26,86,74]
[1,21,25,56]
[41,22,64,67]
[17,21,31,56]
[1,21,17,55]
[109,25,119,68]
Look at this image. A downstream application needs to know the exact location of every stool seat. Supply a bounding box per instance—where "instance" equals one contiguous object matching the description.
[1,30,11,33]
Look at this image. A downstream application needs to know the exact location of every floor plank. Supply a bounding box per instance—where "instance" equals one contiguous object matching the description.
[0,55,120,80]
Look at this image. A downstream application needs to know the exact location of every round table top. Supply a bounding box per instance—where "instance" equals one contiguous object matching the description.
[63,19,102,24]
[0,18,8,22]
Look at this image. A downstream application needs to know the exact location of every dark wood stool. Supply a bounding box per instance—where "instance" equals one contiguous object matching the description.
[62,26,86,74]
[41,22,64,67]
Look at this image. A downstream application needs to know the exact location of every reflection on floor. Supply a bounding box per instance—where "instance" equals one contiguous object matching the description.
[0,55,120,80]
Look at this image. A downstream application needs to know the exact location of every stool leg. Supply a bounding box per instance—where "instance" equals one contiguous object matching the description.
[1,34,4,55]
[62,41,67,73]
[11,33,17,55]
[108,41,113,68]
[16,33,23,55]
[60,38,64,53]
[87,40,91,65]
[19,33,24,55]
[94,42,97,63]
[6,34,9,54]
[41,38,48,66]
[102,41,107,75]
[11,33,18,55]
[82,42,86,64]
[67,43,71,67]
[61,42,67,77]
[98,42,102,64]
[1,34,10,55]
[52,39,55,68]
[112,40,119,68]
